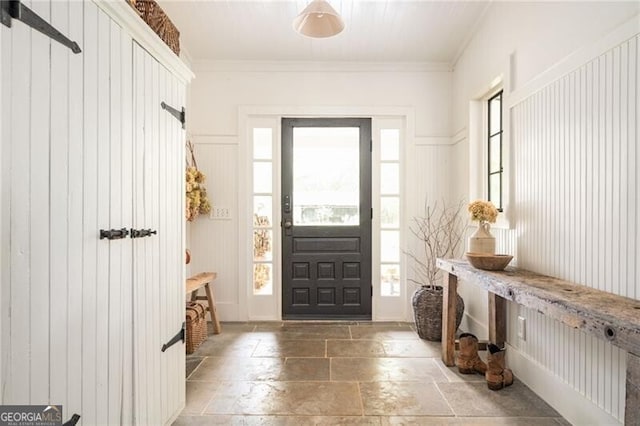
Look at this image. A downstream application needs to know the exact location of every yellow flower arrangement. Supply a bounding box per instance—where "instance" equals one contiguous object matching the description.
[467,200,498,223]
[185,141,211,222]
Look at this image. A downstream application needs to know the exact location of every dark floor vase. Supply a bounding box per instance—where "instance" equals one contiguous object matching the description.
[412,286,464,341]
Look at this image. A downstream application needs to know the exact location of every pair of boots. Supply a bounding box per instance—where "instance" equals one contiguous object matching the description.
[456,333,513,391]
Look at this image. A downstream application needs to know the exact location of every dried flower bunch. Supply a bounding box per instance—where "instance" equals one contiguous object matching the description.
[468,200,498,223]
[254,264,270,290]
[253,214,271,259]
[186,140,211,222]
[407,199,465,288]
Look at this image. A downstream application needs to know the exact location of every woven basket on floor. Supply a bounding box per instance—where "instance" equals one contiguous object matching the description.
[185,302,208,354]
[412,286,464,341]
[128,0,180,55]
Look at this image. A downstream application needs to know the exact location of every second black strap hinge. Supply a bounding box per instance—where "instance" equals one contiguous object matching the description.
[161,322,185,352]
[161,101,185,129]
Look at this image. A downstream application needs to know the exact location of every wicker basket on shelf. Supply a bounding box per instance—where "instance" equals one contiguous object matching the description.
[128,0,180,55]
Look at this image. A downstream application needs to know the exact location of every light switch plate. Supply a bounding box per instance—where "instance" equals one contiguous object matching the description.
[210,206,231,220]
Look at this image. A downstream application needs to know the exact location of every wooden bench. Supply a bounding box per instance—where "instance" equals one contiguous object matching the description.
[436,258,640,424]
[186,272,221,334]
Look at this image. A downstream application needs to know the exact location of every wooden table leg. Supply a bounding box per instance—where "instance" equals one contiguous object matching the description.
[204,282,221,334]
[626,352,640,425]
[442,272,457,366]
[489,293,507,347]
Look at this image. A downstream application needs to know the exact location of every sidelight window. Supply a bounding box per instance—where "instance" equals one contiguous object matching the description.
[252,128,274,295]
[379,128,401,297]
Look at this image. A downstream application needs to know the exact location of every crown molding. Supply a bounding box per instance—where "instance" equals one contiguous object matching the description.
[192,60,452,73]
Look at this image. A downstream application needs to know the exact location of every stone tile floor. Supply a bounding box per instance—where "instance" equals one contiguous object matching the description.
[175,322,569,425]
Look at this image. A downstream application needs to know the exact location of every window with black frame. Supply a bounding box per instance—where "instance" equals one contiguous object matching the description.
[488,90,503,212]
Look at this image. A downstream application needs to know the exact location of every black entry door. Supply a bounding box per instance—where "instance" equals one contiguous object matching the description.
[282,118,372,319]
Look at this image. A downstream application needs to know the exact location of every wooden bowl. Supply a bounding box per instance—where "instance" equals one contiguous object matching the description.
[465,253,513,271]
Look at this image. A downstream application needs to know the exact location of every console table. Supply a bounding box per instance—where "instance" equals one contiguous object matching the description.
[436,258,640,423]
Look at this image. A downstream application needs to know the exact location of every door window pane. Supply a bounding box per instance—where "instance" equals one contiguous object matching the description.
[254,263,272,295]
[489,94,501,136]
[380,163,399,194]
[254,196,273,227]
[253,128,272,160]
[489,135,501,173]
[489,173,501,208]
[254,230,273,261]
[380,196,399,228]
[381,230,400,262]
[381,264,400,296]
[381,129,400,160]
[292,127,360,226]
[254,162,272,193]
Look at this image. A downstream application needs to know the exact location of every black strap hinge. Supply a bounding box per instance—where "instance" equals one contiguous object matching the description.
[1,0,81,53]
[161,322,185,352]
[161,101,185,129]
[63,414,81,426]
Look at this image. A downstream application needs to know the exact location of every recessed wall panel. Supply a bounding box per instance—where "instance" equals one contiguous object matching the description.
[293,237,360,253]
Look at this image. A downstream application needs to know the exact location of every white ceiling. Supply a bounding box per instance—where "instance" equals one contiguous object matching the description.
[156,0,491,64]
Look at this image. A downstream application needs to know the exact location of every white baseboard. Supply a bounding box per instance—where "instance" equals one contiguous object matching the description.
[506,343,621,426]
[213,302,241,322]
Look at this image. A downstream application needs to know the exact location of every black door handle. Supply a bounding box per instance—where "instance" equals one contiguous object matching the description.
[131,228,157,238]
[100,228,130,240]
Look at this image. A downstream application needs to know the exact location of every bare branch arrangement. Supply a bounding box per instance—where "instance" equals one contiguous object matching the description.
[407,199,465,289]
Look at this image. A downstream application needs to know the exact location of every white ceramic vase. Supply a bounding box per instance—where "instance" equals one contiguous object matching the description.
[468,221,495,254]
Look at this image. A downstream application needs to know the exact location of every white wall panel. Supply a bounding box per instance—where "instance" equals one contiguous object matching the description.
[66,0,85,417]
[119,23,135,426]
[405,144,456,297]
[95,10,111,422]
[29,0,51,406]
[6,0,31,404]
[493,34,640,423]
[189,142,240,319]
[49,0,70,409]
[0,0,5,404]
[82,2,99,420]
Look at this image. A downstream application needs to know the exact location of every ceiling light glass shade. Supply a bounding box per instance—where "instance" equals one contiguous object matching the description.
[293,0,344,38]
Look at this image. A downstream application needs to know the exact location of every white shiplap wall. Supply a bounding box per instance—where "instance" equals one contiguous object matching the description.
[189,139,240,320]
[496,34,639,422]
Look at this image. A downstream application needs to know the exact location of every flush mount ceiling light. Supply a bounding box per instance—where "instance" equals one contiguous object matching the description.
[293,0,344,38]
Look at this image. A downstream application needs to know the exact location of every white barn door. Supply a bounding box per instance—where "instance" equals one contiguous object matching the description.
[132,41,186,425]
[1,1,136,423]
[1,2,187,424]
